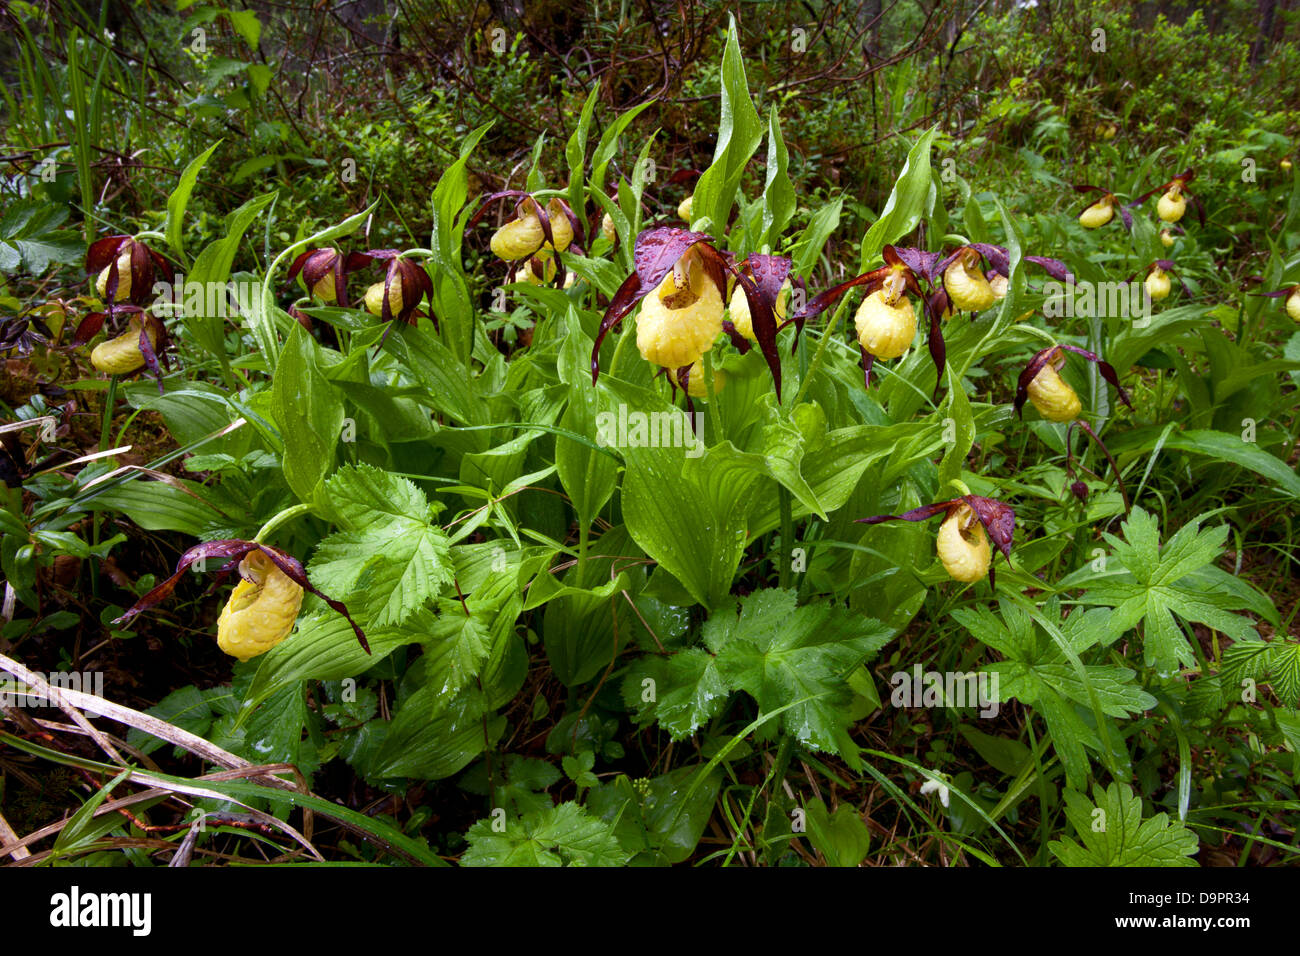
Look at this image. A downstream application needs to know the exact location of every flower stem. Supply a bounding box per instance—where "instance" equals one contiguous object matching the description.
[609,322,634,377]
[90,374,119,599]
[254,502,314,543]
[778,486,794,589]
[790,297,850,409]
[702,351,724,443]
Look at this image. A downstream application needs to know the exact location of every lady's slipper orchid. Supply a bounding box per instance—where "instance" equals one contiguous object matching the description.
[1073,184,1132,230]
[1258,284,1300,322]
[1144,262,1172,301]
[792,245,933,388]
[90,314,162,375]
[1016,345,1133,511]
[1131,168,1203,226]
[115,539,369,659]
[635,244,724,370]
[858,495,1016,587]
[73,306,168,391]
[216,548,304,661]
[1159,228,1176,249]
[287,247,365,306]
[940,247,996,313]
[86,236,174,307]
[728,269,792,344]
[1015,345,1130,424]
[677,194,694,222]
[591,228,788,398]
[601,213,617,244]
[351,250,432,325]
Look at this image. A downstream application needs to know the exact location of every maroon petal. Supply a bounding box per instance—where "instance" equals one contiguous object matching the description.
[85,235,130,273]
[926,297,947,401]
[963,495,1015,565]
[1024,255,1071,282]
[72,311,108,345]
[856,502,954,525]
[860,344,875,389]
[591,271,643,384]
[970,243,1009,277]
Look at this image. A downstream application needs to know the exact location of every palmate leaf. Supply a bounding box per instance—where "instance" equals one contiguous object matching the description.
[1069,509,1266,676]
[955,602,1153,788]
[1049,783,1199,867]
[461,802,629,867]
[628,589,894,756]
[310,463,453,627]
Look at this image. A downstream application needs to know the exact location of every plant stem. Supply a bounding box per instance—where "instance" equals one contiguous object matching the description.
[790,297,850,409]
[90,374,119,599]
[254,502,314,543]
[778,485,794,589]
[702,350,723,442]
[609,322,634,377]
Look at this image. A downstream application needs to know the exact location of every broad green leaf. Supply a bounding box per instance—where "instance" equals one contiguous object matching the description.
[270,323,342,503]
[709,589,894,754]
[1049,783,1198,866]
[1071,509,1261,675]
[690,15,762,238]
[164,141,221,261]
[462,801,630,867]
[859,128,936,269]
[310,463,453,627]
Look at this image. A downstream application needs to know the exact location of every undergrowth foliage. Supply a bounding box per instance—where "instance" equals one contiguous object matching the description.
[2,2,1299,869]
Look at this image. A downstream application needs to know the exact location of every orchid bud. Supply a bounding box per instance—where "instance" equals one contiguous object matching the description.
[678,194,693,222]
[602,212,617,244]
[943,248,996,313]
[936,504,991,583]
[1160,229,1175,248]
[216,549,304,662]
[1282,159,1293,172]
[90,316,158,374]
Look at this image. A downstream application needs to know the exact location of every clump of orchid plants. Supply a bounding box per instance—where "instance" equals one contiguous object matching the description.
[591,227,788,399]
[115,538,369,660]
[857,494,1016,587]
[1015,344,1133,511]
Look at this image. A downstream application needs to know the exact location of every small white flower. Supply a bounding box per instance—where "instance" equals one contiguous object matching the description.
[920,777,950,808]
